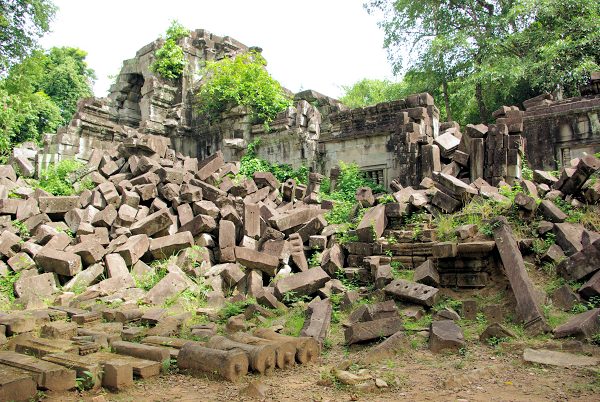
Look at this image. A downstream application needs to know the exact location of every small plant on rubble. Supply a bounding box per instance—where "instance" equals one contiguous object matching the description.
[151,20,189,80]
[32,158,87,196]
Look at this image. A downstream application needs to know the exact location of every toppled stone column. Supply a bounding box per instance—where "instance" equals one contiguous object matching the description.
[492,217,549,335]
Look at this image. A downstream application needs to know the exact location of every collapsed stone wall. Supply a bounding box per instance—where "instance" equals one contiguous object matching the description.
[522,82,600,171]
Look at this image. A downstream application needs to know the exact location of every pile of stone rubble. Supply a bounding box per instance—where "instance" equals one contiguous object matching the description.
[0,128,600,399]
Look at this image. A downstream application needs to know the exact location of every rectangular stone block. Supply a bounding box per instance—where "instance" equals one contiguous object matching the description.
[384,279,439,307]
[274,267,330,300]
[35,248,82,277]
[356,204,387,243]
[235,247,279,276]
[0,351,76,391]
[344,316,403,345]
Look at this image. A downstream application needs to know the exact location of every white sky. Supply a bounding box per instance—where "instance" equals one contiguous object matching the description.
[39,0,395,99]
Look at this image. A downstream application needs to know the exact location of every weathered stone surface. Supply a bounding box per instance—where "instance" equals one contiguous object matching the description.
[356,204,387,243]
[0,350,76,391]
[523,348,599,367]
[235,247,279,276]
[143,272,189,305]
[274,267,330,300]
[63,263,104,292]
[551,284,581,311]
[41,321,78,340]
[300,298,332,344]
[384,279,439,307]
[149,231,193,259]
[492,217,549,334]
[177,342,248,382]
[553,308,600,340]
[13,272,59,299]
[556,238,600,281]
[355,187,375,207]
[38,196,79,214]
[218,219,236,263]
[580,270,600,299]
[179,214,216,236]
[538,200,567,223]
[553,222,584,256]
[479,323,515,343]
[344,316,403,345]
[35,248,82,277]
[7,252,36,272]
[268,208,325,231]
[321,244,344,276]
[130,208,172,236]
[0,364,38,401]
[429,320,465,353]
[115,234,149,266]
[413,260,439,287]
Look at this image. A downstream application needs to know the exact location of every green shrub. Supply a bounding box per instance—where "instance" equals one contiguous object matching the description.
[35,158,88,196]
[0,270,20,302]
[196,51,291,126]
[238,139,308,184]
[150,20,189,80]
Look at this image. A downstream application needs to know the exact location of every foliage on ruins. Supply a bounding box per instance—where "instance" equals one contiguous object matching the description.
[363,0,600,124]
[0,46,95,156]
[238,139,309,184]
[150,20,190,80]
[0,0,56,72]
[32,158,93,196]
[196,51,292,126]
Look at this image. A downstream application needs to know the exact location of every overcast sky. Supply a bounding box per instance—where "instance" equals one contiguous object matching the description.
[39,0,395,99]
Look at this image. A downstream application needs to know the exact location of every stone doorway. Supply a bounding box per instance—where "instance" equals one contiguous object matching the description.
[113,73,145,127]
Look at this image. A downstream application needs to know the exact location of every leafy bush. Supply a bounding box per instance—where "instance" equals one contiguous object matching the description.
[150,20,189,80]
[238,139,308,184]
[196,51,291,126]
[35,159,89,196]
[0,270,20,302]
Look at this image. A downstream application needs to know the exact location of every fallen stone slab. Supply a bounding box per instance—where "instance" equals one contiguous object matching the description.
[177,343,249,382]
[0,364,37,402]
[492,217,549,335]
[149,231,193,259]
[556,238,600,282]
[300,298,332,345]
[105,253,129,278]
[579,270,600,299]
[179,214,217,236]
[235,247,279,276]
[14,272,58,299]
[0,351,76,391]
[553,222,585,256]
[42,353,102,389]
[38,196,79,214]
[41,321,78,340]
[356,204,387,242]
[143,272,189,305]
[35,248,82,277]
[429,320,464,353]
[553,308,600,341]
[115,234,149,266]
[523,348,599,367]
[87,351,161,379]
[413,260,440,287]
[551,284,581,311]
[130,208,172,236]
[274,267,330,300]
[359,331,407,365]
[268,208,326,232]
[383,279,439,307]
[479,323,515,343]
[344,316,403,345]
[538,200,567,223]
[69,241,106,266]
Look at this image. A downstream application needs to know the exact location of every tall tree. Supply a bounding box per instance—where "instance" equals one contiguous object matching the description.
[0,46,95,155]
[366,0,518,123]
[0,0,57,72]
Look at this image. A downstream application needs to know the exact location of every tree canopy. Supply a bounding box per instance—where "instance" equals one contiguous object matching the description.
[0,46,95,156]
[361,0,600,124]
[0,0,57,73]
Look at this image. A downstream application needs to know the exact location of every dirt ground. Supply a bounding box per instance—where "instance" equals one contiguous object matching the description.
[40,338,599,402]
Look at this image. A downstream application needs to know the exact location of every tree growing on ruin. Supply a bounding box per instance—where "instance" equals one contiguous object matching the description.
[150,20,190,80]
[196,51,292,128]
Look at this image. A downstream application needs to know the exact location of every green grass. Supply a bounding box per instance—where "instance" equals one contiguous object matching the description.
[283,306,306,337]
[0,270,20,303]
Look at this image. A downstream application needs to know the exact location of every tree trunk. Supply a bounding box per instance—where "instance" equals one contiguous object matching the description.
[443,80,452,122]
[475,82,488,123]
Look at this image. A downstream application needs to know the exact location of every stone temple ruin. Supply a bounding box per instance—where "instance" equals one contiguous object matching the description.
[37,29,600,189]
[1,29,600,399]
